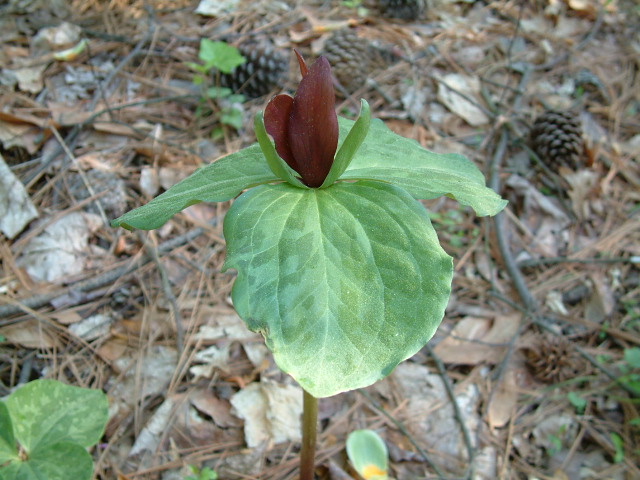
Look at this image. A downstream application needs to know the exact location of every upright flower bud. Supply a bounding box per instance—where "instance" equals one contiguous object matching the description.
[263,51,339,188]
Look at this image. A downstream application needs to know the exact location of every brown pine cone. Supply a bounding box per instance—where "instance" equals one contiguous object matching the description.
[322,29,398,94]
[530,110,585,171]
[219,41,289,99]
[523,334,589,384]
[377,0,425,20]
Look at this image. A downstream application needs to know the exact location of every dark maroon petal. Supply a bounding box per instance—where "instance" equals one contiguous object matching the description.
[264,94,298,171]
[288,56,338,188]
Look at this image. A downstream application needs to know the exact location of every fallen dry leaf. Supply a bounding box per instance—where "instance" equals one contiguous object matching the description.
[190,388,241,428]
[433,314,521,365]
[436,73,489,126]
[230,380,303,448]
[0,318,61,349]
[487,367,519,429]
[391,362,483,472]
[16,212,103,283]
[0,153,39,239]
[129,396,175,457]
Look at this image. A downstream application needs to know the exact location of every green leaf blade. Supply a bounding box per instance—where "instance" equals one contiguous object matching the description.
[223,181,453,397]
[1,442,93,480]
[5,379,108,452]
[0,402,17,464]
[111,144,279,230]
[338,118,507,216]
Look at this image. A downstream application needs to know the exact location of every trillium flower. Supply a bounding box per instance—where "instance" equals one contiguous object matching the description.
[263,51,339,188]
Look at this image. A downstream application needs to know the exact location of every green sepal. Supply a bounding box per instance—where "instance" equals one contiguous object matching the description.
[320,99,371,188]
[254,111,306,188]
[223,180,452,398]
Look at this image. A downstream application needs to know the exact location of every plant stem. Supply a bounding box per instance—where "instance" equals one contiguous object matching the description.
[300,389,318,480]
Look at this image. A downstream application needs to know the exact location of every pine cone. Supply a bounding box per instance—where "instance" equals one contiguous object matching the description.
[530,110,585,170]
[322,29,397,94]
[219,41,289,99]
[523,334,588,384]
[377,0,424,20]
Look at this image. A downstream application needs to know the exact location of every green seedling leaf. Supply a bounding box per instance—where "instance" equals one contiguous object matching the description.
[0,402,17,464]
[223,181,452,397]
[339,117,507,216]
[320,99,371,188]
[185,62,207,74]
[206,86,233,99]
[0,442,94,480]
[346,430,389,480]
[625,347,640,369]
[53,39,88,61]
[221,108,244,130]
[199,39,245,74]
[567,391,587,414]
[610,432,624,463]
[5,379,108,453]
[111,144,281,230]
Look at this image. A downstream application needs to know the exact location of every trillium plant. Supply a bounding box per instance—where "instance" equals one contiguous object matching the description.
[113,51,506,478]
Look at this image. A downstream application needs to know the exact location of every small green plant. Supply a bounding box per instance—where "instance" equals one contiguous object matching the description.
[429,209,479,248]
[610,432,625,463]
[346,430,389,480]
[567,391,587,414]
[0,379,108,480]
[113,51,506,479]
[619,347,640,395]
[185,465,218,480]
[187,39,247,133]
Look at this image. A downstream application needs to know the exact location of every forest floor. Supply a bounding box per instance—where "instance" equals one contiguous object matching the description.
[1,0,639,479]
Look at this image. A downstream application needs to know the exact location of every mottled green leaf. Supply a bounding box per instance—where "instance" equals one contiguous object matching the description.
[112,111,505,232]
[0,442,93,480]
[223,181,452,397]
[111,144,279,230]
[0,402,17,464]
[5,379,108,452]
[339,117,507,216]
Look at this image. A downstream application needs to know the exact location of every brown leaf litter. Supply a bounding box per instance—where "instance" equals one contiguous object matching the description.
[1,0,639,479]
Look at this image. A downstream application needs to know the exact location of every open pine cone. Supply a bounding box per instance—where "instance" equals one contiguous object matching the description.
[219,41,289,99]
[530,110,585,171]
[322,29,399,94]
[377,0,425,20]
[523,334,589,384]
